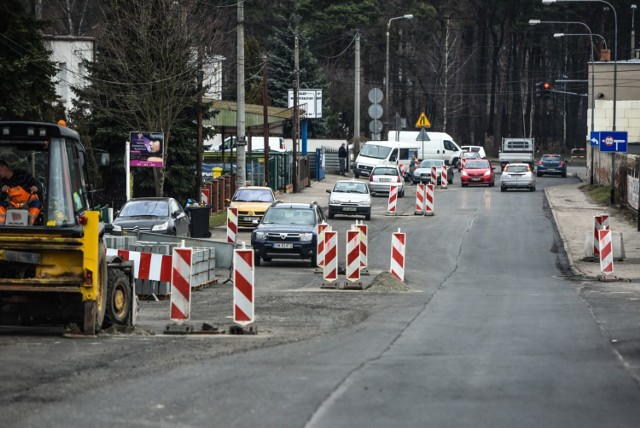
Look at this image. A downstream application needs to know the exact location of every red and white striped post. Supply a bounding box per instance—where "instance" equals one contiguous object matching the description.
[425,183,435,216]
[344,230,361,286]
[414,182,426,215]
[227,207,238,244]
[356,222,369,272]
[386,184,399,216]
[431,165,437,185]
[593,214,609,257]
[233,245,255,326]
[316,222,329,268]
[321,230,339,287]
[441,165,448,189]
[170,247,193,322]
[598,229,614,275]
[390,228,406,282]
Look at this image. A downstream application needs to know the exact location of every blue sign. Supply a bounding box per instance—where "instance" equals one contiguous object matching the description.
[592,131,627,153]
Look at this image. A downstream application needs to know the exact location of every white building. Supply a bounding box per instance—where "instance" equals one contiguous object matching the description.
[43,35,95,115]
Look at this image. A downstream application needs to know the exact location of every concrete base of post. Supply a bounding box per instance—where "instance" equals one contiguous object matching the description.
[582,231,625,261]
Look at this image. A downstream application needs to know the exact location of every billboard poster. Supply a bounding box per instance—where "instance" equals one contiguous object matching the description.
[130,132,164,168]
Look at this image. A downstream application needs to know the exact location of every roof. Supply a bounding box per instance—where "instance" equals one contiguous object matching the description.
[204,99,300,131]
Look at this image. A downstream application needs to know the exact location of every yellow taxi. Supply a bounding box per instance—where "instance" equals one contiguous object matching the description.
[227,186,279,227]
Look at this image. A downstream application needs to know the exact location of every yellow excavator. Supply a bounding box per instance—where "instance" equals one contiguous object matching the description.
[0,121,136,335]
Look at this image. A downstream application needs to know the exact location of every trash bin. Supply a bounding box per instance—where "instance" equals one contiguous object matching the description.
[213,167,223,178]
[188,206,211,238]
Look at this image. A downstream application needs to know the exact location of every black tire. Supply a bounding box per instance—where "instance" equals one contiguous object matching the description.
[328,210,334,219]
[365,210,371,221]
[537,172,543,177]
[399,188,405,198]
[501,186,506,192]
[104,268,133,327]
[254,252,261,266]
[354,170,360,178]
[462,183,468,187]
[310,252,317,267]
[530,186,536,192]
[561,172,567,178]
[490,181,495,187]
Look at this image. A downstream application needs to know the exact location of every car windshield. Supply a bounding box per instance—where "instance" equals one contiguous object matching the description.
[506,165,529,173]
[120,200,169,217]
[333,182,368,193]
[465,160,490,169]
[373,167,398,176]
[418,160,442,168]
[263,208,315,225]
[360,144,392,159]
[542,155,562,161]
[462,152,480,158]
[233,188,274,202]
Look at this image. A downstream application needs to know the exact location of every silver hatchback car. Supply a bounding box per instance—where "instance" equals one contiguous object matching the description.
[500,163,536,192]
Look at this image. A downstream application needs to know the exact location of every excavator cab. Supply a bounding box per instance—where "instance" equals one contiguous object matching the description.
[0,121,136,335]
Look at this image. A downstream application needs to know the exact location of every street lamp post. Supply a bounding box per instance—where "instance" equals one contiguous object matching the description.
[553,31,607,185]
[542,0,618,204]
[385,14,413,137]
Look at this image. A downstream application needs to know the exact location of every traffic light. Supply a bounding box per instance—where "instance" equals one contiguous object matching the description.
[542,81,551,98]
[535,81,543,98]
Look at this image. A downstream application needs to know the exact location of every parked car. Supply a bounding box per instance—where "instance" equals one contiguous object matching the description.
[460,145,487,159]
[111,197,190,236]
[500,163,536,192]
[228,186,279,227]
[368,165,405,197]
[326,180,373,220]
[536,154,567,177]
[458,151,482,171]
[460,159,495,187]
[411,159,454,185]
[251,202,325,267]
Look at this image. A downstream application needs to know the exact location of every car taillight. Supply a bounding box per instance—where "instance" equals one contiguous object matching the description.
[560,161,566,166]
[538,160,543,165]
[369,174,373,182]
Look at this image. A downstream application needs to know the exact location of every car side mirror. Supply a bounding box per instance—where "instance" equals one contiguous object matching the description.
[252,219,260,226]
[370,191,377,196]
[326,189,332,194]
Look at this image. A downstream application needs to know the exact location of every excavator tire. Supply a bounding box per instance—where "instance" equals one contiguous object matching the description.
[104,268,133,327]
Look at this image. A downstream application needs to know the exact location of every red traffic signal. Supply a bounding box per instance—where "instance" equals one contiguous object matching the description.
[543,82,551,90]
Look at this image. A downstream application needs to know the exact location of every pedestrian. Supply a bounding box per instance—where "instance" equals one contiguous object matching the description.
[0,160,42,225]
[338,143,348,176]
[408,154,418,184]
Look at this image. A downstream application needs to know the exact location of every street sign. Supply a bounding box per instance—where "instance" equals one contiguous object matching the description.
[368,88,383,104]
[416,128,430,142]
[415,112,431,128]
[288,89,322,118]
[369,120,383,134]
[589,132,599,147]
[595,131,628,153]
[368,104,383,120]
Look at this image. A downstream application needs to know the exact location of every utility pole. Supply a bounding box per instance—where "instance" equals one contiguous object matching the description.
[292,33,299,193]
[195,44,204,196]
[262,53,270,187]
[236,0,246,188]
[354,31,361,144]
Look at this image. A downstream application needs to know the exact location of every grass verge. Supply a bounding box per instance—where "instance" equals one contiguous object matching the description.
[579,184,610,205]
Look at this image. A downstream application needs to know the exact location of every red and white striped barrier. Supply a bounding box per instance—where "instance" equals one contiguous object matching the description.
[106,248,172,282]
[598,229,614,274]
[425,184,435,216]
[414,183,426,215]
[387,184,399,216]
[170,247,192,322]
[233,247,255,326]
[322,230,338,285]
[431,166,437,185]
[593,214,609,257]
[390,229,406,282]
[356,222,368,270]
[227,207,238,244]
[441,165,448,189]
[345,230,361,282]
[316,223,329,267]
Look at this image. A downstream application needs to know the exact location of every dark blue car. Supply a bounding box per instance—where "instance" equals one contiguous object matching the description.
[536,154,567,177]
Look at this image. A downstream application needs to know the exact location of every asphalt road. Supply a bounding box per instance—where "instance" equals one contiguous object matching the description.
[2,172,640,427]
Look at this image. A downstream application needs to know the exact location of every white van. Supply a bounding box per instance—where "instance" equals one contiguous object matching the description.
[388,130,462,167]
[353,140,419,178]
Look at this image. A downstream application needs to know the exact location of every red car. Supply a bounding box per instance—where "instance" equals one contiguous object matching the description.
[460,159,495,187]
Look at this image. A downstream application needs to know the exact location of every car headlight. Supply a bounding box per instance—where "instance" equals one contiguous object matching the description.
[254,231,267,241]
[112,224,122,232]
[358,200,370,206]
[300,233,313,242]
[483,170,492,177]
[152,221,169,231]
[461,170,468,176]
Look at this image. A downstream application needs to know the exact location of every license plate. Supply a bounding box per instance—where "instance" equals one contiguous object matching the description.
[380,178,391,182]
[274,243,293,249]
[471,178,481,182]
[241,216,258,221]
[342,207,357,212]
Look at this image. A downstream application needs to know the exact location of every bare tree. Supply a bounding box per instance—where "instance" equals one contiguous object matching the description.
[79,0,220,196]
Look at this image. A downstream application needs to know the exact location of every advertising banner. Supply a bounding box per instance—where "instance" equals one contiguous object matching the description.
[130,132,164,168]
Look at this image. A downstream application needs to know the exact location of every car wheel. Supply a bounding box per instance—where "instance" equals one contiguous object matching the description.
[328,210,335,219]
[537,172,543,177]
[462,183,468,187]
[501,186,506,192]
[365,210,371,221]
[530,186,536,192]
[354,170,360,178]
[490,181,494,187]
[310,253,317,267]
[399,189,405,198]
[254,252,261,266]
[561,172,567,178]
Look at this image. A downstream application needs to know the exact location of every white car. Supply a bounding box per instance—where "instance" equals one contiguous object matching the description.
[411,159,454,184]
[326,180,373,220]
[460,145,487,159]
[500,163,536,192]
[368,165,405,198]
